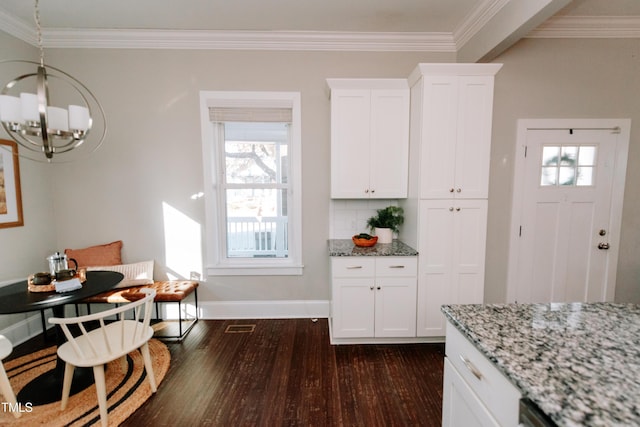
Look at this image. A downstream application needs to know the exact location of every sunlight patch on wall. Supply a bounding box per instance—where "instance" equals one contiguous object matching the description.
[162,202,203,280]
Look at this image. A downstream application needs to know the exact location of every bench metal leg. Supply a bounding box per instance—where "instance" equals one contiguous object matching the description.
[154,288,198,342]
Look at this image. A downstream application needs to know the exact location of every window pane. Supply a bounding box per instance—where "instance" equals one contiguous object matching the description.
[541,166,557,186]
[224,122,288,185]
[559,166,576,185]
[542,146,560,166]
[225,188,288,258]
[578,146,596,166]
[560,146,577,166]
[577,166,594,186]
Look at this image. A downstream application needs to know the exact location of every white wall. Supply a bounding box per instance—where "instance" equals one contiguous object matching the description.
[36,48,453,305]
[0,33,58,338]
[487,37,640,303]
[1,30,639,321]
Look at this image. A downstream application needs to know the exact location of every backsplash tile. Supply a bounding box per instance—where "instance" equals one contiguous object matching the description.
[329,199,398,238]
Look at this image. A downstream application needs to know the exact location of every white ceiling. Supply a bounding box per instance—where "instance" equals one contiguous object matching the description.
[0,0,638,61]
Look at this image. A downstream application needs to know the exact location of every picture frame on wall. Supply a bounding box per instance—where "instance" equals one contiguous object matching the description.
[0,139,23,228]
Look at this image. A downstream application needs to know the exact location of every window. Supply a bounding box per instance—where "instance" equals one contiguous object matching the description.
[200,92,302,275]
[540,145,597,187]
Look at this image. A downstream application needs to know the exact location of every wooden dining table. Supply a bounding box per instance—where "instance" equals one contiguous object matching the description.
[0,270,124,405]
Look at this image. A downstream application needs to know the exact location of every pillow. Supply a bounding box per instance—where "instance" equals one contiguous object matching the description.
[65,240,123,268]
[87,260,154,288]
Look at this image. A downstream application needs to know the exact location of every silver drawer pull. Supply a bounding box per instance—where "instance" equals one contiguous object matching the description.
[459,355,483,380]
[388,265,405,269]
[346,266,363,269]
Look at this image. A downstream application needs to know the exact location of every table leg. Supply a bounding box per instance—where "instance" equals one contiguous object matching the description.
[16,305,99,406]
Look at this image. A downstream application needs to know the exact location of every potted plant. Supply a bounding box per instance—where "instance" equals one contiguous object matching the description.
[366,206,404,244]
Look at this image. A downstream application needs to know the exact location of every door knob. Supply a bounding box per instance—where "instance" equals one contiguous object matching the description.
[598,243,610,250]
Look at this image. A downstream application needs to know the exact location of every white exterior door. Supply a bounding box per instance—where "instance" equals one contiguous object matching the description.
[508,119,630,303]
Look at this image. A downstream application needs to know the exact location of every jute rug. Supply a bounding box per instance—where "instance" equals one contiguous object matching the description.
[0,339,170,426]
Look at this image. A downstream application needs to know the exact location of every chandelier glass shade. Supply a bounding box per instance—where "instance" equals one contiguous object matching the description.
[0,1,106,162]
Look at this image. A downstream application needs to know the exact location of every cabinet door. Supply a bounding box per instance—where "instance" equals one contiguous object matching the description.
[330,90,371,198]
[374,277,417,337]
[369,89,410,198]
[416,200,455,336]
[419,75,494,199]
[419,75,458,199]
[452,199,488,305]
[332,278,375,338]
[454,76,495,199]
[416,200,488,337]
[442,359,500,427]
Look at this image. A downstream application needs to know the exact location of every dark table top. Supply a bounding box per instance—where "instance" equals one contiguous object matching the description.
[0,270,124,314]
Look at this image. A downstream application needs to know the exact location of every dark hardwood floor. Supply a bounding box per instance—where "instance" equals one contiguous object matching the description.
[10,319,445,426]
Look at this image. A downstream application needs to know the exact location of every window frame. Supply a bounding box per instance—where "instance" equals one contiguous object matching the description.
[200,91,303,276]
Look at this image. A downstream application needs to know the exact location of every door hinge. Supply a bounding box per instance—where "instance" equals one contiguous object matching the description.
[524,146,528,158]
[519,225,522,237]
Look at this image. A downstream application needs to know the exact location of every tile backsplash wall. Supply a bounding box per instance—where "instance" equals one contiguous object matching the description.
[330,199,399,239]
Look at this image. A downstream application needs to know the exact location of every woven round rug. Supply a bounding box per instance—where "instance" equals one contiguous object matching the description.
[0,339,169,426]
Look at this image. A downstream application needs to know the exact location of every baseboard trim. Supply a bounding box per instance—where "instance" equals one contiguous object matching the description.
[0,300,331,344]
[199,300,330,320]
[0,311,49,346]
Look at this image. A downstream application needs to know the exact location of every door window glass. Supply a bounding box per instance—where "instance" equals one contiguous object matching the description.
[540,145,597,187]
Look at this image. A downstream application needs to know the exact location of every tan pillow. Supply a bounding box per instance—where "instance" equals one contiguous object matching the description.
[65,240,123,268]
[87,260,154,289]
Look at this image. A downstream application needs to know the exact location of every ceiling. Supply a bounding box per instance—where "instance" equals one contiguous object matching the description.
[0,0,638,61]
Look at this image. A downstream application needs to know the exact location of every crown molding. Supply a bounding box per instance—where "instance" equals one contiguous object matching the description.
[39,29,457,52]
[453,0,511,49]
[1,2,638,53]
[0,7,36,45]
[528,16,640,38]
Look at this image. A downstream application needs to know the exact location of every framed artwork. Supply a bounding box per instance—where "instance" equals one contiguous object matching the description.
[0,139,23,228]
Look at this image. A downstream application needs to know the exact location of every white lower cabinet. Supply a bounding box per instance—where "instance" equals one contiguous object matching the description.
[416,199,488,337]
[331,257,417,340]
[443,321,521,427]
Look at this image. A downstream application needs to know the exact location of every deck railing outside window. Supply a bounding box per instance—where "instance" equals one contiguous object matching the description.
[227,216,288,258]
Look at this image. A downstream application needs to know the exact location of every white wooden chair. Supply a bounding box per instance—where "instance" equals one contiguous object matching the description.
[0,335,20,418]
[49,288,157,427]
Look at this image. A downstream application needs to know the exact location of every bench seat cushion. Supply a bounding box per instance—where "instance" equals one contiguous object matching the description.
[82,280,198,304]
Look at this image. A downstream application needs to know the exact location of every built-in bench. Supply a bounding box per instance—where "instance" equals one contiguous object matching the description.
[79,280,199,341]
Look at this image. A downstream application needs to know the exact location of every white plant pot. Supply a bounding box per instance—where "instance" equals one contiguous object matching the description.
[375,227,393,244]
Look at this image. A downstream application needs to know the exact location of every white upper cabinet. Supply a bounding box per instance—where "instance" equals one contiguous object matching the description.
[410,65,501,199]
[328,79,410,199]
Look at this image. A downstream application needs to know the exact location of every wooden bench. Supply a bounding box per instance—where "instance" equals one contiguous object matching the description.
[79,280,198,341]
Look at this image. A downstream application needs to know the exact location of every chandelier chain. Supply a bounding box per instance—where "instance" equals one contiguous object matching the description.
[34,0,44,66]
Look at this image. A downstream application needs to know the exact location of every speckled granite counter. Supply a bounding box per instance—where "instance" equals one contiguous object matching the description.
[442,303,640,427]
[328,239,418,257]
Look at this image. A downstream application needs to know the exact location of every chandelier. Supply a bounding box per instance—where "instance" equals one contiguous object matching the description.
[0,0,106,162]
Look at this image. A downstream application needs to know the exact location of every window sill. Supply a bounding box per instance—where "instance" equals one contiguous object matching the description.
[207,264,304,276]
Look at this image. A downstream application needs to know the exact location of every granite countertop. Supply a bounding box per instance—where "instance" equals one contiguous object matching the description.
[328,239,418,257]
[441,303,640,427]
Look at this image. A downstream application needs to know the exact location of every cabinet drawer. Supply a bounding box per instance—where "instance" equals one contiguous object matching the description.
[445,323,521,427]
[375,257,417,277]
[331,257,375,277]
